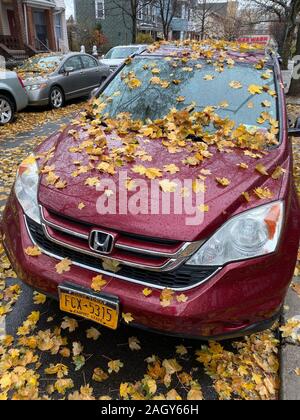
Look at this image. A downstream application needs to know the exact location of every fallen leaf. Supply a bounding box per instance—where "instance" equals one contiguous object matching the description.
[55,258,72,274]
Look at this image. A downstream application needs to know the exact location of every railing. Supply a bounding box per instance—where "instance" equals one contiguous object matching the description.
[0,35,22,50]
[35,38,51,53]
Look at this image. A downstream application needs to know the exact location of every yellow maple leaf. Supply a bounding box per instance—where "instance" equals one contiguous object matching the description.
[108,359,124,374]
[198,204,209,213]
[150,76,161,85]
[86,327,101,341]
[132,165,146,176]
[78,202,85,210]
[163,164,180,175]
[242,192,251,202]
[33,292,47,305]
[176,345,188,356]
[248,84,263,95]
[120,382,131,398]
[176,96,185,102]
[255,163,269,176]
[254,187,273,199]
[216,177,231,187]
[93,368,109,383]
[143,288,153,297]
[102,258,121,273]
[271,166,286,180]
[55,258,72,274]
[128,336,141,351]
[176,294,188,303]
[145,167,163,180]
[204,74,214,81]
[159,179,178,193]
[91,275,107,292]
[187,388,203,400]
[122,313,134,324]
[127,77,142,89]
[85,177,100,187]
[61,316,78,332]
[25,246,41,257]
[238,162,249,169]
[229,81,242,89]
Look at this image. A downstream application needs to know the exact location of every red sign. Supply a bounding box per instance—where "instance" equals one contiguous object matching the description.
[238,36,270,45]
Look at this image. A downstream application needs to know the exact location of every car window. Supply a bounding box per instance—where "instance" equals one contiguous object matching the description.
[105,47,139,59]
[65,56,83,71]
[19,55,63,73]
[82,55,98,69]
[99,57,277,132]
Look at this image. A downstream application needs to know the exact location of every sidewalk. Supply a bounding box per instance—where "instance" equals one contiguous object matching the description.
[280,276,300,400]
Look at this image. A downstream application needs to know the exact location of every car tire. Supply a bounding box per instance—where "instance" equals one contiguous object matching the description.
[49,86,65,109]
[0,94,15,125]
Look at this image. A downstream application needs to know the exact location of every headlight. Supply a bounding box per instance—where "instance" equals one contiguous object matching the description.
[15,155,41,224]
[187,201,284,267]
[26,84,47,91]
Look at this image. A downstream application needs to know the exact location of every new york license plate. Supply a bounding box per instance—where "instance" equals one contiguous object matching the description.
[58,284,119,330]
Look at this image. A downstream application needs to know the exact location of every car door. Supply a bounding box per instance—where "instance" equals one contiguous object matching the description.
[81,55,107,93]
[59,55,86,99]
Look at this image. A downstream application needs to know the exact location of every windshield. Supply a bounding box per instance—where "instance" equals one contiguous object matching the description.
[19,55,63,73]
[99,57,277,130]
[105,47,140,60]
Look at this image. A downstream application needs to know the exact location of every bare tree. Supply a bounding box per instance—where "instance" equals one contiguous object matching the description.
[246,0,300,68]
[153,0,180,40]
[110,0,155,43]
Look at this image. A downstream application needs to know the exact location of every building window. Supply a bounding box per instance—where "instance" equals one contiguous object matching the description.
[55,14,62,42]
[95,0,105,20]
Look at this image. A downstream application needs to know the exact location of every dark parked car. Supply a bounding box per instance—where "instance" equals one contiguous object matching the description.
[2,42,300,340]
[18,53,110,108]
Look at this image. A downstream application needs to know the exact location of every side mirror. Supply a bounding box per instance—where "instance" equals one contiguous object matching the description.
[64,66,75,74]
[288,116,300,137]
[90,87,99,99]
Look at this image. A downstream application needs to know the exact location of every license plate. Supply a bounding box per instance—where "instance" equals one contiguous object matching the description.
[58,284,119,330]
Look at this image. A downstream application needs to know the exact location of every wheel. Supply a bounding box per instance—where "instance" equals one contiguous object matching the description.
[49,87,64,109]
[0,94,14,125]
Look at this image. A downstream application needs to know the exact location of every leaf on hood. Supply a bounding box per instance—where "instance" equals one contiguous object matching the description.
[55,258,72,274]
[24,246,42,257]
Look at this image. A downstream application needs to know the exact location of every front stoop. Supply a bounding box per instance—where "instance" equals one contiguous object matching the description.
[280,277,300,400]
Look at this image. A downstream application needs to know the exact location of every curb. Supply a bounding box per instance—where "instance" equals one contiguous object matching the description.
[280,277,300,400]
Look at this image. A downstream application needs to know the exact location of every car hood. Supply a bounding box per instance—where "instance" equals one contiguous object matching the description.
[100,59,124,67]
[36,126,288,242]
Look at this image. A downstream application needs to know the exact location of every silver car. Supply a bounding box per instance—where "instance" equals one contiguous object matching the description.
[100,45,147,73]
[19,53,110,109]
[0,70,28,125]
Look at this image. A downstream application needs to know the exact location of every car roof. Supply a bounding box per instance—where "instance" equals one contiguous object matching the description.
[139,43,273,66]
[111,45,146,49]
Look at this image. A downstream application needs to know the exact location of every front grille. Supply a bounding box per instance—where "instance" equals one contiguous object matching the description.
[26,217,218,290]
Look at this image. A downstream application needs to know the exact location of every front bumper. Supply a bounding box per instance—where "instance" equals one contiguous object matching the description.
[1,191,299,339]
[25,88,49,107]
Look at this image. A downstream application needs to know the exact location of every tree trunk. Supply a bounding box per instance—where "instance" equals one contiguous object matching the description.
[281,0,300,69]
[289,24,300,96]
[132,15,137,44]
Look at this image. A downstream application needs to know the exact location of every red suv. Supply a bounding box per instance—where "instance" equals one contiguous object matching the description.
[1,42,300,339]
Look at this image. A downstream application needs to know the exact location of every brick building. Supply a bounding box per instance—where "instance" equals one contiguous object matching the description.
[0,0,69,64]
